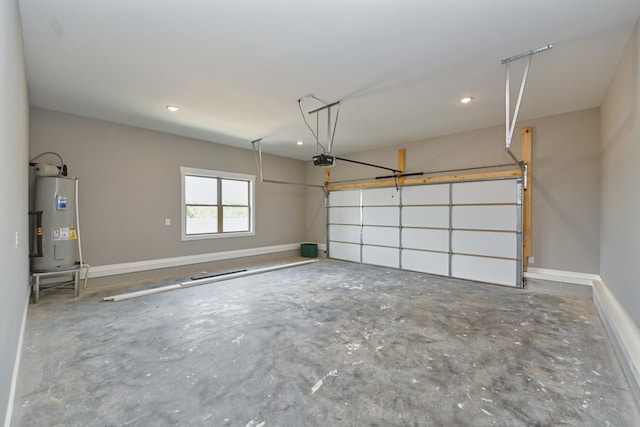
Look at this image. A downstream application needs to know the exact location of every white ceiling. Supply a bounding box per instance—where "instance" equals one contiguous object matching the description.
[19,0,640,161]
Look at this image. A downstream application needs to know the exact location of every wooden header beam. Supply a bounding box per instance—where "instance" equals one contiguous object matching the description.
[326,169,522,191]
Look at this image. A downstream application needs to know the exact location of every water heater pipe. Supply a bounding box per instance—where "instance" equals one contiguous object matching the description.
[28,211,44,257]
[74,177,91,288]
[29,151,65,175]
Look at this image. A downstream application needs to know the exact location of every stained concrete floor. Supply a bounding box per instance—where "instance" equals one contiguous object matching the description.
[12,259,640,426]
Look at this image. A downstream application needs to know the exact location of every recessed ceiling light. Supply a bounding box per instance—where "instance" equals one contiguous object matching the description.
[297,140,304,146]
[460,97,473,104]
[166,105,179,112]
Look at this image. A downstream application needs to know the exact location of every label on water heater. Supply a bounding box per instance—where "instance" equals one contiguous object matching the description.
[51,227,73,241]
[56,195,67,210]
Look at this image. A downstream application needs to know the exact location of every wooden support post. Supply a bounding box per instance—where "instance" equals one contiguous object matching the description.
[521,127,532,272]
[325,167,331,186]
[398,148,406,186]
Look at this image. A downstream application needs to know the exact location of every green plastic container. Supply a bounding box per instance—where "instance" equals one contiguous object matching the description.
[300,243,318,258]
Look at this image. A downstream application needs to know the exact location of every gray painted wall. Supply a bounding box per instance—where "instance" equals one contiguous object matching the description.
[29,108,307,267]
[600,18,640,328]
[306,109,601,275]
[0,0,30,423]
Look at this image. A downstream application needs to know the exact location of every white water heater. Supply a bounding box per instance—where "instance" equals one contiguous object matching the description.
[31,176,79,272]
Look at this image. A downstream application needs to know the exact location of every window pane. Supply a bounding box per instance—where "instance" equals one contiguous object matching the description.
[186,206,218,234]
[221,179,249,205]
[181,167,255,240]
[185,176,217,205]
[223,206,249,232]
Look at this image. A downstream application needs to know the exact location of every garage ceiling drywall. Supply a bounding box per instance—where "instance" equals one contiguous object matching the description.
[18,0,640,160]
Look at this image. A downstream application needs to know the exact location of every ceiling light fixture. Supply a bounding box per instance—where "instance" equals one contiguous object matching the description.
[166,105,179,112]
[297,140,304,146]
[460,97,473,104]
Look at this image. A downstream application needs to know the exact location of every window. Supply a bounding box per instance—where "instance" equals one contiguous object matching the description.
[181,167,255,240]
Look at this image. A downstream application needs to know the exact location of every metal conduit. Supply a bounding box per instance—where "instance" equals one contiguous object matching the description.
[251,138,325,190]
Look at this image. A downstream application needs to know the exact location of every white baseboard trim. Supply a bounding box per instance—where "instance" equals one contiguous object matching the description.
[4,292,29,427]
[84,243,304,279]
[592,277,640,405]
[525,267,598,287]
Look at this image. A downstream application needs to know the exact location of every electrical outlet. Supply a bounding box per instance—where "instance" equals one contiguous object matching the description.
[165,218,171,225]
[528,256,534,264]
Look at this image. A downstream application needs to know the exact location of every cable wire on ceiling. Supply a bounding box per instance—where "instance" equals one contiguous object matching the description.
[298,94,341,155]
[298,98,324,153]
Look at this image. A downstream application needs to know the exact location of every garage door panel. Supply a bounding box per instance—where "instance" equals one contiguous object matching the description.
[402,250,449,276]
[363,207,399,226]
[452,180,519,204]
[329,242,361,263]
[451,254,518,287]
[362,188,399,206]
[452,205,518,231]
[402,228,449,252]
[363,226,399,247]
[452,230,517,258]
[402,206,449,228]
[362,246,399,268]
[329,189,360,207]
[329,207,361,225]
[328,178,522,288]
[402,184,449,205]
[329,224,360,244]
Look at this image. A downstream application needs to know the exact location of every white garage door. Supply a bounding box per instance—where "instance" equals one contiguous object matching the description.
[327,178,523,287]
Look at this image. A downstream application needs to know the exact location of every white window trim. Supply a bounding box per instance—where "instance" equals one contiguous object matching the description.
[180,166,256,241]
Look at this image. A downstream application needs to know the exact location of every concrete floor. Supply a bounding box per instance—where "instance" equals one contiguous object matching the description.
[12,259,640,426]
